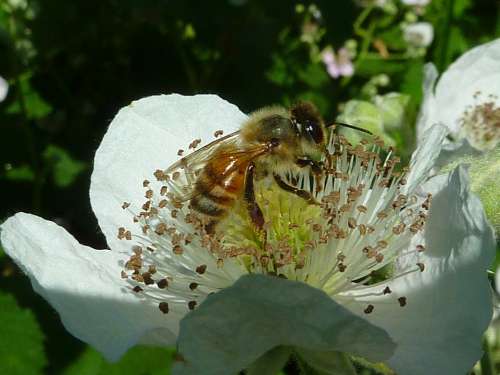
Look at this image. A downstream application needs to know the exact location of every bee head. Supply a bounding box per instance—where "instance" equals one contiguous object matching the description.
[290,101,326,162]
[290,101,326,145]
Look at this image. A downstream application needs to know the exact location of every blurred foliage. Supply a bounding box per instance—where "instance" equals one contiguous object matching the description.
[0,292,46,375]
[0,0,499,374]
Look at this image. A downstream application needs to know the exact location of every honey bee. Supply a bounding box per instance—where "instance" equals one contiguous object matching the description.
[165,101,369,233]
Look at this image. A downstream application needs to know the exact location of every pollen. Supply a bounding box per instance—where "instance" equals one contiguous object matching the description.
[460,94,500,150]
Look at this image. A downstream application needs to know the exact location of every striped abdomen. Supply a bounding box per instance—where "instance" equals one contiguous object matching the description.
[190,159,248,232]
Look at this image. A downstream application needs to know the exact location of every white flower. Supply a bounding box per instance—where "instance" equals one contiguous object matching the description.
[0,75,9,102]
[403,22,434,48]
[401,0,430,6]
[0,95,495,375]
[417,39,500,152]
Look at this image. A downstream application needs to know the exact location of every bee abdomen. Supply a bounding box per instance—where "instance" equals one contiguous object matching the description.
[191,195,228,217]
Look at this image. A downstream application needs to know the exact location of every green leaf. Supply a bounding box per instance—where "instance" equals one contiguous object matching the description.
[0,292,46,375]
[355,54,407,77]
[43,145,86,188]
[4,164,35,181]
[453,0,472,17]
[297,63,329,89]
[61,348,104,375]
[6,73,52,120]
[62,346,175,375]
[266,55,295,87]
[378,26,406,50]
[400,59,424,106]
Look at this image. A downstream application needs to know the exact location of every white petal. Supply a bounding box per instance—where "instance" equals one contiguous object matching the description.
[0,75,8,102]
[403,124,447,194]
[172,275,395,375]
[415,63,438,140]
[89,94,247,253]
[428,39,500,135]
[0,213,181,361]
[341,166,495,375]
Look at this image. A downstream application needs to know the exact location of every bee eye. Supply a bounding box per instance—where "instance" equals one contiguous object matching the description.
[304,120,324,144]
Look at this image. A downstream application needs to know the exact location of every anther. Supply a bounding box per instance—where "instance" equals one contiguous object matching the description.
[196,265,207,274]
[157,279,168,289]
[398,297,407,307]
[364,304,374,314]
[188,301,197,310]
[159,302,169,314]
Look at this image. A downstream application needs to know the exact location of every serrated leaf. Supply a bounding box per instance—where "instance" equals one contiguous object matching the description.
[0,292,46,375]
[43,145,86,188]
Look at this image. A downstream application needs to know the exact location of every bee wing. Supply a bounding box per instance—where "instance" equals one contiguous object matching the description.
[165,130,241,174]
[164,131,242,201]
[165,132,270,203]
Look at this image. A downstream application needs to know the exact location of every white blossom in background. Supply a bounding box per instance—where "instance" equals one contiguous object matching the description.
[321,47,354,79]
[403,22,434,48]
[401,0,430,6]
[417,38,500,153]
[0,76,9,102]
[0,95,495,375]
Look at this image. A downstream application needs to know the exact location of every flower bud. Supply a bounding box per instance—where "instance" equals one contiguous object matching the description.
[337,100,395,146]
[374,92,410,131]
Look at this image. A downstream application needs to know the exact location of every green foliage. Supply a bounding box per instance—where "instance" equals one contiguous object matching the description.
[43,145,86,188]
[62,346,175,375]
[6,73,52,120]
[4,164,35,181]
[0,292,46,375]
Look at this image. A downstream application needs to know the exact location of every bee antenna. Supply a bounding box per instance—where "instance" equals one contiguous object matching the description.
[327,122,373,135]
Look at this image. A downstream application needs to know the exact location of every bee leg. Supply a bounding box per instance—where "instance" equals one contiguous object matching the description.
[244,162,266,231]
[274,174,319,205]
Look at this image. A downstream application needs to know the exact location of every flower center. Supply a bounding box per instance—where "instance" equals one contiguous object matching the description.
[118,131,429,315]
[460,93,500,150]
